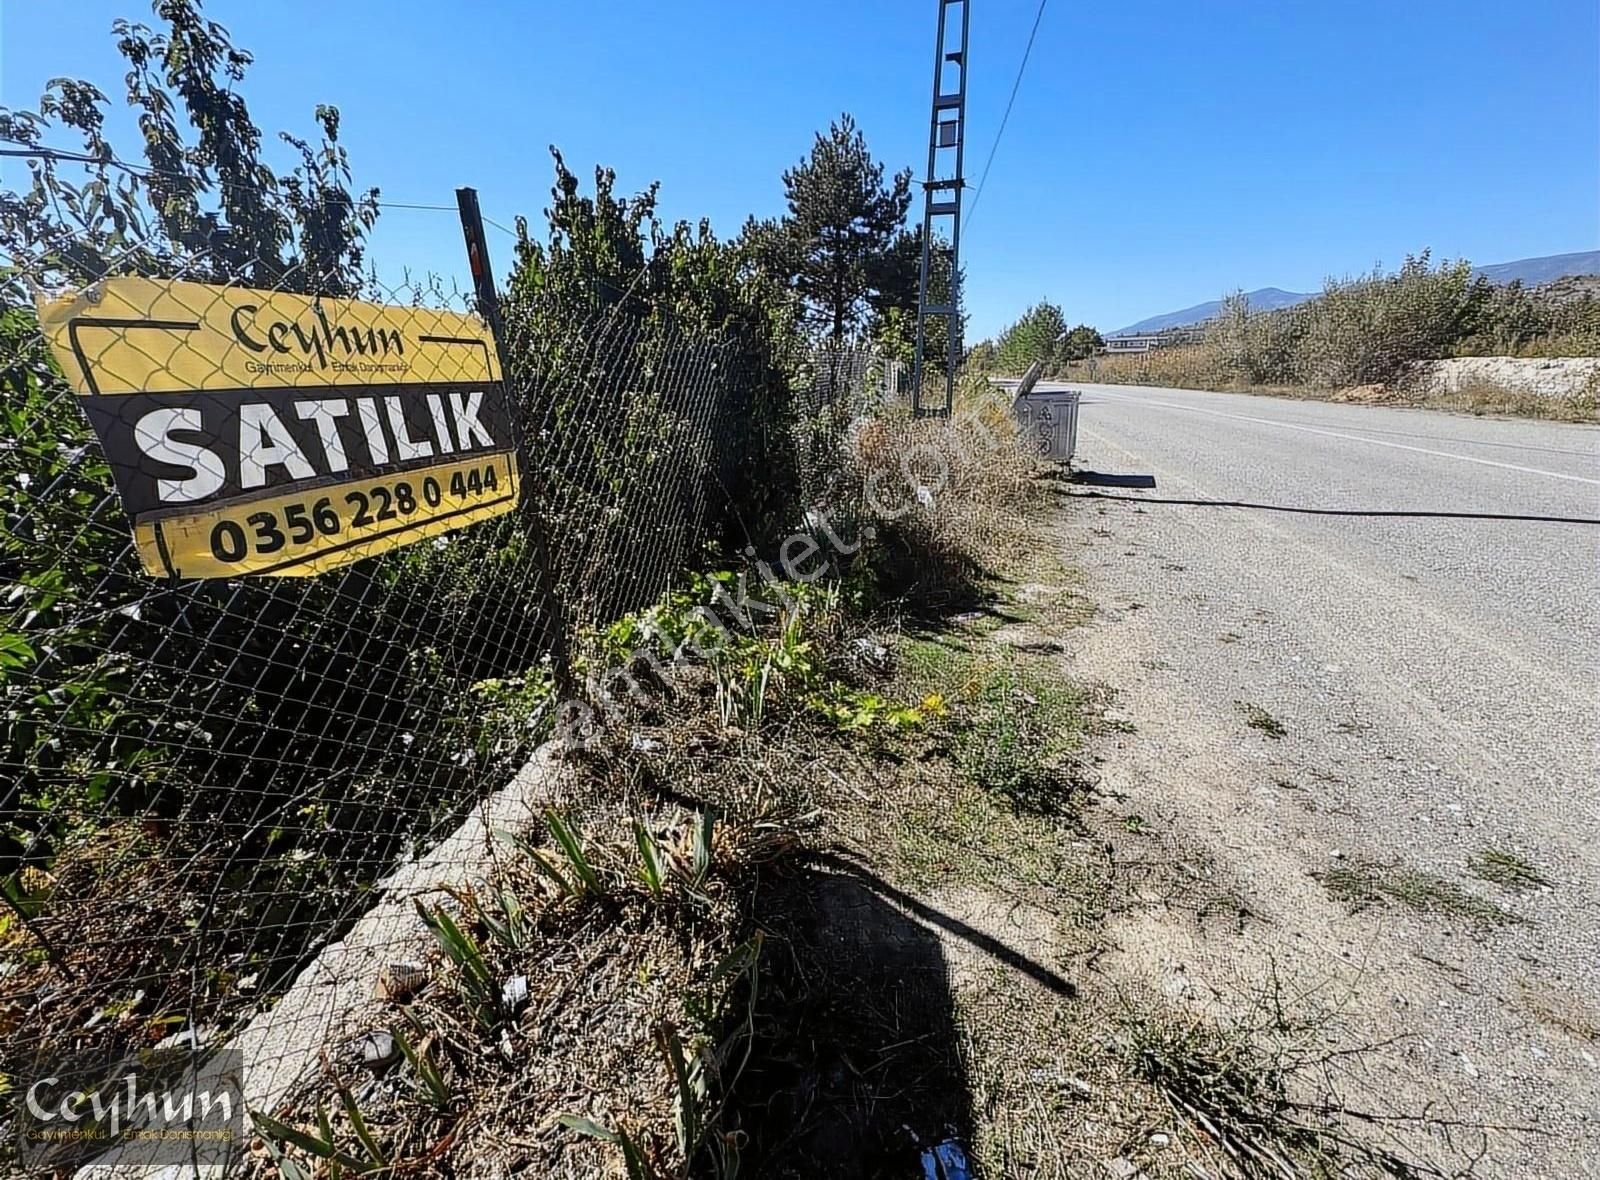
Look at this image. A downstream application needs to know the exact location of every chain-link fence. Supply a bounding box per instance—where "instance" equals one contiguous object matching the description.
[0,183,896,1167]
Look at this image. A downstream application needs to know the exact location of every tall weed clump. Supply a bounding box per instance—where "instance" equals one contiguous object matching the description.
[1208,292,1306,385]
[851,376,1040,611]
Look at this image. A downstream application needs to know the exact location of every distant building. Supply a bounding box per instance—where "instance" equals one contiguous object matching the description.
[1103,333,1164,354]
[1102,327,1205,354]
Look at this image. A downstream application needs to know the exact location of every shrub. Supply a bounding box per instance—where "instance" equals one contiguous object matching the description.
[1208,292,1306,385]
[1295,252,1488,387]
[1194,253,1600,391]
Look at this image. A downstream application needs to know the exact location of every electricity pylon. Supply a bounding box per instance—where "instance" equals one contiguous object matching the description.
[912,0,970,418]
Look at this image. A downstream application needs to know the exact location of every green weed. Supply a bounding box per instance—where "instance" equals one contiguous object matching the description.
[1468,848,1550,893]
[1317,860,1517,927]
[413,900,504,1029]
[1237,701,1287,739]
[955,658,1086,814]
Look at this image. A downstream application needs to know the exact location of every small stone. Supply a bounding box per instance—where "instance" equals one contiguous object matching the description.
[149,1026,215,1061]
[850,638,889,665]
[353,1030,399,1072]
[501,974,530,1013]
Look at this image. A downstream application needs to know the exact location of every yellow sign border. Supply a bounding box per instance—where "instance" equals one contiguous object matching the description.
[134,452,520,578]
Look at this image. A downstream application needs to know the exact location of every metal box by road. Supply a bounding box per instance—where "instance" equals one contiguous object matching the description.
[1012,388,1081,461]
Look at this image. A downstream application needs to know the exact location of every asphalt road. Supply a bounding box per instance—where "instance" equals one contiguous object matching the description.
[1041,381,1600,1172]
[1048,380,1600,801]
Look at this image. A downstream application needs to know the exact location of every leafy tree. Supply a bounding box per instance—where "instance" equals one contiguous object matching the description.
[994,300,1067,372]
[0,0,377,294]
[775,114,914,341]
[503,149,802,559]
[1059,323,1104,361]
[964,338,998,372]
[981,303,1101,374]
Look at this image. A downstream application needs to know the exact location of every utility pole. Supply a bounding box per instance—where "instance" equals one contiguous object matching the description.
[912,0,970,418]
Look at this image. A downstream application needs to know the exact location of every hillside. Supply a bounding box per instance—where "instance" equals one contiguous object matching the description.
[1473,250,1600,286]
[1109,250,1600,336]
[1112,287,1311,336]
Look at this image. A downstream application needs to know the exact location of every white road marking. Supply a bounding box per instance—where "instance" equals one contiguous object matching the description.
[1076,423,1600,712]
[1086,389,1600,486]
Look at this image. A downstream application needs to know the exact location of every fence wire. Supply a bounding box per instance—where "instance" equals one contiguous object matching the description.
[0,193,895,1170]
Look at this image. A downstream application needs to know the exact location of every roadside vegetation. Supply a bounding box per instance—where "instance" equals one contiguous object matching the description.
[0,0,953,1112]
[981,254,1600,422]
[234,373,1068,1177]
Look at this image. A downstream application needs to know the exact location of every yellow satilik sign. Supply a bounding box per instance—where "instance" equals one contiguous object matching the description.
[37,277,522,578]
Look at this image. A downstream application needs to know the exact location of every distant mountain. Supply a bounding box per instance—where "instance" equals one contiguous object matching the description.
[1471,250,1600,286]
[1108,251,1600,336]
[1111,288,1312,336]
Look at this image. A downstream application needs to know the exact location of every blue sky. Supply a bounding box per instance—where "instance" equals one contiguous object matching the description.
[3,0,1596,338]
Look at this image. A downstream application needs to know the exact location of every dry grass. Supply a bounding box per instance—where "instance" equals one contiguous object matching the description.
[0,825,250,1105]
[1056,346,1232,391]
[1412,379,1600,423]
[238,734,800,1178]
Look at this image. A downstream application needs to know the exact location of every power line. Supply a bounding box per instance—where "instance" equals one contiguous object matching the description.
[963,0,1048,233]
[1,144,511,232]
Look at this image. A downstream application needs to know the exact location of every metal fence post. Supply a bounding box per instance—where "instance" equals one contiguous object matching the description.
[456,186,576,697]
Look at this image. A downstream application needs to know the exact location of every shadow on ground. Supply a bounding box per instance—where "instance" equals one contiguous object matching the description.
[730,864,973,1178]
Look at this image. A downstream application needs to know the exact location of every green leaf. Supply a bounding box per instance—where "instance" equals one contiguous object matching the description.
[249,1109,375,1174]
[335,1079,386,1166]
[556,1113,620,1143]
[546,811,604,897]
[633,819,664,901]
[391,1026,450,1107]
[255,1126,312,1180]
[689,809,716,887]
[0,633,36,672]
[656,1022,701,1155]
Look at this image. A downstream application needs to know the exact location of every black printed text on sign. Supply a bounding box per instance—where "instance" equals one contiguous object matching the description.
[37,277,521,577]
